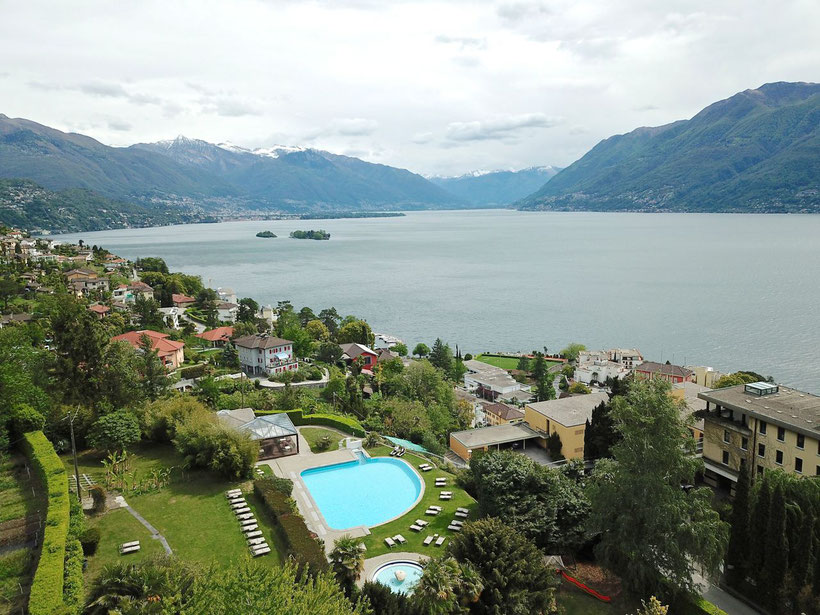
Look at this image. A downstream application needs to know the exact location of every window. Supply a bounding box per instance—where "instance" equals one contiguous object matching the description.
[796,433,804,449]
[777,426,785,442]
[759,421,767,435]
[795,457,803,473]
[757,465,764,477]
[723,430,730,443]
[741,437,748,451]
[816,466,820,476]
[776,450,783,465]
[722,451,730,465]
[758,443,766,457]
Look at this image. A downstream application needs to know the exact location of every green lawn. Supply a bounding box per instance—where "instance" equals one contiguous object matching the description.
[61,442,183,489]
[558,588,620,615]
[0,548,33,615]
[0,454,42,523]
[360,446,477,557]
[79,444,284,586]
[474,353,562,372]
[300,427,345,453]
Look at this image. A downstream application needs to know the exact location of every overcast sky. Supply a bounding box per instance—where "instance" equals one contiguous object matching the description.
[1,0,817,176]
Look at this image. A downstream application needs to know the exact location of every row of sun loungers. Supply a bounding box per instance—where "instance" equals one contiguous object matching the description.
[418,463,434,471]
[384,534,408,548]
[226,489,270,557]
[389,446,406,457]
[425,505,442,515]
[119,540,140,555]
[422,534,447,547]
[439,490,452,500]
[410,518,429,531]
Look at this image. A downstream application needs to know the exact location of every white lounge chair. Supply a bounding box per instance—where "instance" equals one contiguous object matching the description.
[385,537,396,548]
[237,513,254,520]
[429,505,442,511]
[226,489,241,496]
[119,540,140,554]
[252,547,271,557]
[425,508,439,515]
[240,517,258,526]
[448,524,462,531]
[245,530,263,538]
[410,524,423,532]
[234,507,251,515]
[435,536,446,546]
[455,512,468,518]
[423,535,435,546]
[439,494,452,500]
[420,466,432,472]
[451,520,463,526]
[440,491,452,495]
[242,524,258,533]
[248,537,266,546]
[230,500,247,509]
[415,519,428,526]
[456,507,469,514]
[394,534,407,545]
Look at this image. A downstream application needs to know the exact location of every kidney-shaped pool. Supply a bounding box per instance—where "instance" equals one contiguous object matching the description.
[300,452,423,530]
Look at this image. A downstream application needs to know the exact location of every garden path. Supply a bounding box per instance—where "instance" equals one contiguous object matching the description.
[114,495,173,555]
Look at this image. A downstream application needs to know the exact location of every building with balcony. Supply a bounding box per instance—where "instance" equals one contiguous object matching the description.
[633,361,693,384]
[524,392,609,460]
[698,382,820,490]
[234,334,297,376]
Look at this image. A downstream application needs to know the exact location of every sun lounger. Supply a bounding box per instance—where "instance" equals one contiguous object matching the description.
[455,512,468,518]
[390,447,399,456]
[415,519,428,526]
[120,545,140,554]
[397,448,406,457]
[240,517,258,526]
[440,491,452,495]
[423,535,435,545]
[420,466,432,471]
[228,493,244,500]
[241,524,258,532]
[448,524,462,531]
[439,494,452,500]
[385,537,397,548]
[410,524,423,532]
[230,500,247,508]
[451,520,463,526]
[425,508,440,515]
[435,536,446,546]
[245,530,262,538]
[226,490,241,498]
[456,507,469,514]
[418,463,432,470]
[121,540,140,549]
[234,507,251,515]
[252,546,271,557]
[237,512,254,520]
[394,534,407,544]
[248,537,266,546]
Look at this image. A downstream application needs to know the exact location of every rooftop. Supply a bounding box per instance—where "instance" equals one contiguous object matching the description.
[233,334,292,349]
[526,392,609,426]
[111,330,184,355]
[216,407,257,429]
[699,384,820,437]
[451,422,541,449]
[482,402,524,421]
[635,361,693,378]
[223,411,299,440]
[196,326,234,342]
[339,342,377,359]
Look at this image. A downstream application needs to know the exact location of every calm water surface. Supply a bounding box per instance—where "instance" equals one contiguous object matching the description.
[56,210,820,392]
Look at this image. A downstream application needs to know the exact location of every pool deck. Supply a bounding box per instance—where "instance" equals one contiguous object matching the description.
[360,552,428,588]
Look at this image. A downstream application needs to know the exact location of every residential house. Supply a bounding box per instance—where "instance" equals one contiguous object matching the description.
[376,348,398,363]
[110,330,185,370]
[574,358,630,385]
[698,383,820,489]
[128,281,155,302]
[64,268,99,281]
[234,334,298,376]
[87,304,110,319]
[257,304,276,328]
[481,402,524,426]
[112,284,132,303]
[172,294,196,308]
[633,361,693,384]
[196,326,234,347]
[374,333,404,350]
[524,392,610,460]
[339,342,379,372]
[159,306,183,329]
[0,313,33,328]
[216,301,238,323]
[67,270,109,296]
[463,359,526,401]
[217,287,237,304]
[671,381,709,452]
[687,365,725,388]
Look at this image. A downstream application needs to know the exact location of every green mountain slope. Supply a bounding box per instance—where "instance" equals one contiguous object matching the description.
[518,82,820,213]
[0,179,210,233]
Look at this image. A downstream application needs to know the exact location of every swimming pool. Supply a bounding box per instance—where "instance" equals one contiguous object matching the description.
[372,561,423,595]
[300,453,423,530]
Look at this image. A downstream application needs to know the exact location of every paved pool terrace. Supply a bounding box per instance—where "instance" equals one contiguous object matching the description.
[260,447,426,552]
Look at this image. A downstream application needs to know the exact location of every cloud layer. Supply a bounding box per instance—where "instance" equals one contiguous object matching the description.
[1,0,817,175]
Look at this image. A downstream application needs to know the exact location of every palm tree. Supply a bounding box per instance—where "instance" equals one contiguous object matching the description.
[329,535,366,595]
[413,557,461,615]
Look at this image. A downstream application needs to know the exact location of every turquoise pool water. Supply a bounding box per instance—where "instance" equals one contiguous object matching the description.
[300,453,422,529]
[373,561,423,595]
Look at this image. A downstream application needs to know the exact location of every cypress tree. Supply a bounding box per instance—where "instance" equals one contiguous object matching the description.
[791,511,814,590]
[583,418,596,460]
[762,483,788,609]
[749,474,771,590]
[726,463,752,586]
[813,518,820,597]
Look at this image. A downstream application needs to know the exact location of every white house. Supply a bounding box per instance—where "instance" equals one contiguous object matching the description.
[159,306,182,330]
[216,301,239,323]
[217,287,237,304]
[234,334,298,376]
[463,359,525,401]
[373,333,404,350]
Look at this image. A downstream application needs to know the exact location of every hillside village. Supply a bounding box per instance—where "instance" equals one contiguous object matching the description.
[1,225,819,615]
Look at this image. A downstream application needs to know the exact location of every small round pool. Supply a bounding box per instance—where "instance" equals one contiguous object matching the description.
[372,561,423,595]
[300,452,422,529]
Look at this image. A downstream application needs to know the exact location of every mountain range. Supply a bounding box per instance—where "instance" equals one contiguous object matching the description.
[518,82,820,213]
[429,167,560,206]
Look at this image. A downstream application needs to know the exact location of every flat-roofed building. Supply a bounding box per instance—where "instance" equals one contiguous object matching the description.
[524,392,609,459]
[699,382,820,489]
[449,423,541,462]
[463,359,526,401]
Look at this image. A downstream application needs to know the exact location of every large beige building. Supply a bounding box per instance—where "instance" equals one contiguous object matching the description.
[699,382,820,488]
[524,392,609,460]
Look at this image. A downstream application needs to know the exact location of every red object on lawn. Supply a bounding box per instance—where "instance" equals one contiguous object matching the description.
[557,570,612,602]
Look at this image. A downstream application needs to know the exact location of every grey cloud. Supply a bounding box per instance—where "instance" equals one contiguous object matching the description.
[445,113,562,142]
[558,37,621,60]
[305,118,379,140]
[634,104,659,111]
[199,96,262,117]
[411,131,434,144]
[435,34,487,50]
[107,119,132,131]
[497,1,553,23]
[78,81,129,98]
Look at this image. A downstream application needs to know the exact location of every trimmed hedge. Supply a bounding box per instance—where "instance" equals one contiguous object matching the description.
[180,363,208,379]
[21,431,70,615]
[62,539,83,613]
[253,479,328,576]
[256,409,365,437]
[673,597,729,615]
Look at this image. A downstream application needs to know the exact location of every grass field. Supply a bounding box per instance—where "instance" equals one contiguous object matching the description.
[0,454,42,523]
[0,548,33,615]
[78,444,284,585]
[359,446,477,557]
[474,353,562,372]
[300,427,345,453]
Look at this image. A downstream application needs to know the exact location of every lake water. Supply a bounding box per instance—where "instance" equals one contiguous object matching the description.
[56,210,820,393]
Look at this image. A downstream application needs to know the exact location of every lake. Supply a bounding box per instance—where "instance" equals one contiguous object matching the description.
[56,210,820,393]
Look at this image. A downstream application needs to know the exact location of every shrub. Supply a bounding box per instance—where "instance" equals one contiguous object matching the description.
[180,363,209,379]
[173,413,258,479]
[89,485,107,514]
[568,382,592,395]
[314,436,332,452]
[21,431,69,615]
[10,404,45,435]
[62,539,83,612]
[254,480,294,517]
[302,413,365,437]
[140,397,210,443]
[673,596,728,615]
[88,410,141,452]
[265,476,294,496]
[278,513,329,576]
[80,527,101,556]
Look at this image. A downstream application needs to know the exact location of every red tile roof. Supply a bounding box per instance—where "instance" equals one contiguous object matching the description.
[196,326,234,343]
[87,304,110,314]
[172,293,195,304]
[111,330,184,356]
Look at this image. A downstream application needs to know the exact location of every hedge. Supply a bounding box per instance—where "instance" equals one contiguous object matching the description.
[255,409,365,437]
[673,597,728,615]
[21,431,70,615]
[62,539,83,614]
[180,363,208,379]
[253,478,328,576]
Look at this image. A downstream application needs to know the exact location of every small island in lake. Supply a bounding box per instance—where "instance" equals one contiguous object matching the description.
[290,229,330,240]
[255,230,277,238]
